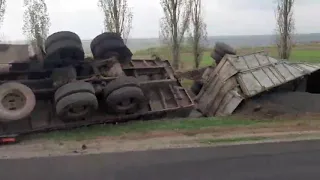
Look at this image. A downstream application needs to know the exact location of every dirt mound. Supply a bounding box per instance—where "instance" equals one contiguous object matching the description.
[235,91,320,119]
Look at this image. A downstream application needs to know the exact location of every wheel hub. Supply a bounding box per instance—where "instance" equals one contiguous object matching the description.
[116,98,138,111]
[66,103,90,117]
[1,90,26,111]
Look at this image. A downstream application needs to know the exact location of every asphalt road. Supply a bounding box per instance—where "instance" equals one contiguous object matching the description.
[1,140,320,180]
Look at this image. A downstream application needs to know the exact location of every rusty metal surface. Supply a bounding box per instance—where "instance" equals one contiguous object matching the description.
[0,59,194,136]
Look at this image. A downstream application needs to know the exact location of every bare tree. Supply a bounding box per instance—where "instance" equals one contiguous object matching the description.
[23,0,50,49]
[275,0,295,60]
[160,0,193,70]
[98,0,133,43]
[0,0,6,32]
[188,0,207,68]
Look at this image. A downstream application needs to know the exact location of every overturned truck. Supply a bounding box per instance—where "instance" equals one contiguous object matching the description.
[0,31,194,140]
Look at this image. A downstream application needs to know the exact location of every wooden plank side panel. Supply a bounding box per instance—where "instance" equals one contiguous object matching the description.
[255,54,271,66]
[263,67,281,85]
[269,66,286,83]
[197,58,228,98]
[274,63,295,81]
[252,69,274,88]
[215,87,244,116]
[205,77,238,116]
[242,55,260,69]
[229,55,248,71]
[237,72,263,96]
[267,56,279,63]
[284,63,304,77]
[294,64,320,73]
[197,60,238,111]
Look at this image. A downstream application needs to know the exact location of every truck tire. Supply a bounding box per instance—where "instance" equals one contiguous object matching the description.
[51,66,77,88]
[45,31,82,50]
[214,42,236,55]
[103,76,140,98]
[191,81,204,95]
[54,81,95,103]
[211,51,223,63]
[55,92,98,121]
[92,39,131,59]
[105,86,147,114]
[45,39,85,61]
[0,82,36,122]
[90,32,122,54]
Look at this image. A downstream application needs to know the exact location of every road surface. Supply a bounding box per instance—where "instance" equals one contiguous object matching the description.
[1,140,320,180]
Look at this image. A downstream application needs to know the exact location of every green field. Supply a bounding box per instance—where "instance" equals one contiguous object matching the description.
[134,43,320,70]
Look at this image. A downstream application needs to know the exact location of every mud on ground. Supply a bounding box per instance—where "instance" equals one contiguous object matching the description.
[234,91,320,120]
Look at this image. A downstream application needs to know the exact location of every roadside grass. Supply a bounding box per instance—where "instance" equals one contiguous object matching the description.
[199,136,269,145]
[31,117,264,141]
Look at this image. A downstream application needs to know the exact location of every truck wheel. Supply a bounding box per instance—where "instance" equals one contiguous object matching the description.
[45,40,85,62]
[90,32,123,54]
[211,51,223,63]
[0,82,36,122]
[191,81,204,95]
[45,31,82,50]
[54,81,95,103]
[105,86,147,114]
[103,76,140,98]
[55,92,98,121]
[51,66,77,88]
[214,42,236,55]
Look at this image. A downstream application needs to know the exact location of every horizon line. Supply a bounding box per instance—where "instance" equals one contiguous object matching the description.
[3,32,320,42]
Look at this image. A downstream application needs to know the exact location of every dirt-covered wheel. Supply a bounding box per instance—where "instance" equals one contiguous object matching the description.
[90,32,132,64]
[214,42,236,55]
[55,92,98,121]
[103,76,140,98]
[45,31,82,50]
[211,51,223,64]
[105,86,147,114]
[90,32,123,54]
[44,31,84,66]
[0,82,36,122]
[211,42,236,64]
[45,40,85,62]
[51,66,77,88]
[54,81,96,104]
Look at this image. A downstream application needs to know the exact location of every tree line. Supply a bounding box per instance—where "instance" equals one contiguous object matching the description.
[0,0,295,69]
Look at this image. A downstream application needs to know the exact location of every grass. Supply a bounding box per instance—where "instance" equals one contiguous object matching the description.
[199,136,269,145]
[134,43,320,70]
[32,117,262,141]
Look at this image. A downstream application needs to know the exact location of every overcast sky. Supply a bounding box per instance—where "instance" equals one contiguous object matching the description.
[1,0,320,41]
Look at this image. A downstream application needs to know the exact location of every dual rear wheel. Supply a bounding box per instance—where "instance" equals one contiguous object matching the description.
[54,76,147,121]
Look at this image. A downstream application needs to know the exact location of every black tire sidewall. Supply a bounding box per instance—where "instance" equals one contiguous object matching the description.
[45,39,84,62]
[55,92,98,121]
[106,86,147,114]
[90,32,123,53]
[45,31,82,50]
[54,81,95,103]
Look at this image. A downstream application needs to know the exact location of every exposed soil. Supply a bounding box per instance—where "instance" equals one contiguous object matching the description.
[2,119,320,159]
[235,91,320,119]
